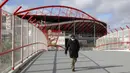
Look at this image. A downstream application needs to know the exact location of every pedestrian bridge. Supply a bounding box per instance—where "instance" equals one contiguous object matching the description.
[8,51,130,73]
[0,0,130,73]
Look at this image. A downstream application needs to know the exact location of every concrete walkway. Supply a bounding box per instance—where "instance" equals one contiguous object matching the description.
[23,51,130,73]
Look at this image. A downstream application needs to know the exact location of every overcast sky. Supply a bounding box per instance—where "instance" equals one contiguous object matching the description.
[1,0,130,31]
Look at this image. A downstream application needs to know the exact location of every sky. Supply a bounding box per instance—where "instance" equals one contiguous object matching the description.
[1,0,130,31]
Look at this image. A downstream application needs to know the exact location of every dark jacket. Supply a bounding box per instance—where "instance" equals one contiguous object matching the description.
[65,39,80,58]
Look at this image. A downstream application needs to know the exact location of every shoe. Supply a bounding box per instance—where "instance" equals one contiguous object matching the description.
[72,68,75,72]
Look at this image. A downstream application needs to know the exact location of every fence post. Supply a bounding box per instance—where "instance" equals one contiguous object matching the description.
[129,27,130,50]
[120,27,124,50]
[126,25,130,50]
[111,30,113,49]
[11,15,15,70]
[94,24,96,47]
[34,23,36,53]
[0,8,2,45]
[20,18,23,63]
[36,25,38,52]
[30,21,33,55]
[0,0,9,48]
[27,21,29,57]
[115,29,118,49]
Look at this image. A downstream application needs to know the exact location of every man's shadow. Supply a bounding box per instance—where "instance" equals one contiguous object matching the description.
[75,65,123,72]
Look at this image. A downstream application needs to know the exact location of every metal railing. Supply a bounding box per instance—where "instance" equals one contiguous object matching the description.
[96,26,130,51]
[0,9,48,73]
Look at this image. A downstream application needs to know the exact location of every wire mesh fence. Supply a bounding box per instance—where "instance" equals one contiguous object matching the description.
[96,28,130,50]
[0,9,48,73]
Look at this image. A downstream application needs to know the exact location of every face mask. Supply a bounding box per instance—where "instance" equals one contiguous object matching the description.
[71,38,75,41]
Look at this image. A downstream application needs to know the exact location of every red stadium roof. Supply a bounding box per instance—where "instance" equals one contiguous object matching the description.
[16,5,107,37]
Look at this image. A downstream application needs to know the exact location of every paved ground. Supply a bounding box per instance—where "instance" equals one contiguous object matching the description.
[23,51,130,73]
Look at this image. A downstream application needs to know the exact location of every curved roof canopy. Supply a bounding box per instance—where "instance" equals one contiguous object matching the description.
[16,5,107,37]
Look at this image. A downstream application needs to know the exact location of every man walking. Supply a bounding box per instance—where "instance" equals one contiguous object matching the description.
[65,34,80,72]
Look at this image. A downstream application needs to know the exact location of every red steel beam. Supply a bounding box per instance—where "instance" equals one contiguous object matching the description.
[79,22,89,33]
[95,24,100,33]
[81,23,87,33]
[39,9,45,15]
[63,9,72,30]
[64,23,70,30]
[75,22,82,30]
[115,28,118,32]
[61,9,67,17]
[21,12,29,19]
[60,24,66,30]
[87,23,95,33]
[120,27,124,30]
[67,23,74,31]
[50,8,53,16]
[13,6,22,15]
[126,25,129,29]
[66,8,69,17]
[99,28,107,36]
[83,23,92,33]
[76,21,85,31]
[0,0,8,8]
[15,5,97,20]
[85,22,93,32]
[28,16,33,21]
[96,25,103,33]
[31,19,36,23]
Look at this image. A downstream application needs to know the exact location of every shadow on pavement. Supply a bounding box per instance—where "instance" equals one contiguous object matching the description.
[32,60,92,66]
[120,72,130,73]
[75,65,123,72]
[26,65,123,73]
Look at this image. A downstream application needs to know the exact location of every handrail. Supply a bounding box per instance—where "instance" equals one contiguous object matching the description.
[96,42,130,48]
[0,42,47,56]
[48,44,65,49]
[0,41,65,56]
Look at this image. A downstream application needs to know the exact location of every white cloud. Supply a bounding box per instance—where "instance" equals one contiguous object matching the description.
[2,4,29,13]
[60,0,130,30]
[0,0,2,3]
[2,5,16,13]
[60,0,95,9]
[1,0,130,30]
